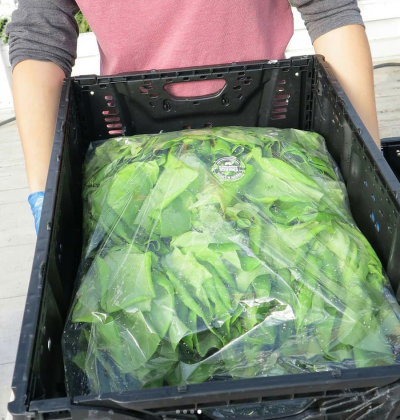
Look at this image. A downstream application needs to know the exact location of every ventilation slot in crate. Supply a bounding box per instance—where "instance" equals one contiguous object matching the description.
[272,82,289,120]
[103,95,124,136]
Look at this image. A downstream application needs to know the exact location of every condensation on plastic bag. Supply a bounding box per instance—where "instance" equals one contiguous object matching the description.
[62,127,400,395]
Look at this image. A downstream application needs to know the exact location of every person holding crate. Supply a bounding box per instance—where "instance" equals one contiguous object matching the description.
[6,0,380,233]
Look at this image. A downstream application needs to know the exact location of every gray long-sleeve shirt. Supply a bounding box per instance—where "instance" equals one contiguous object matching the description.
[6,0,364,77]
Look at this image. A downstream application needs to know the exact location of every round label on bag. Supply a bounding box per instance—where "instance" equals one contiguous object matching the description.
[212,156,245,182]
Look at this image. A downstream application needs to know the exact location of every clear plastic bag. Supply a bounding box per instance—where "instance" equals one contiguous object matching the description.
[63,127,400,395]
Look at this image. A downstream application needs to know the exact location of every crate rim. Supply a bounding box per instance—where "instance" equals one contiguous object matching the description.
[73,55,314,86]
[73,365,400,409]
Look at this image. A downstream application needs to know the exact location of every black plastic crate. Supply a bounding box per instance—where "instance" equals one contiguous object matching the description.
[8,56,400,420]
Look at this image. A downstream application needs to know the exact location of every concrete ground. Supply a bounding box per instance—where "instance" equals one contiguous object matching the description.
[0,108,35,420]
[0,64,399,419]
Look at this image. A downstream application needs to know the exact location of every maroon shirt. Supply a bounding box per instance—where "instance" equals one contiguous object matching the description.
[7,0,364,95]
[78,0,292,95]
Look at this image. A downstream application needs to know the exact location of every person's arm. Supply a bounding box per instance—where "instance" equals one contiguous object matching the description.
[6,0,79,193]
[13,61,65,192]
[313,25,380,147]
[292,0,380,147]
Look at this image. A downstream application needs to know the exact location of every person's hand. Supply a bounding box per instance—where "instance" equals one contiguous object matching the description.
[28,192,45,234]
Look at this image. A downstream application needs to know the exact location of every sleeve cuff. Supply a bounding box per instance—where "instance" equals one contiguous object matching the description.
[9,51,72,77]
[308,11,365,43]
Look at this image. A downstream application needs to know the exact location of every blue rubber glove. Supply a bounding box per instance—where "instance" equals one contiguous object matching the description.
[28,192,45,234]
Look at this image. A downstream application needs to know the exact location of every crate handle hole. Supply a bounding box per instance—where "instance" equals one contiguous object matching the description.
[99,84,107,89]
[204,123,213,128]
[199,75,207,80]
[183,125,191,129]
[107,123,123,129]
[48,338,52,351]
[375,222,380,232]
[164,80,226,98]
[107,101,116,107]
[105,95,113,100]
[109,129,124,135]
[278,79,286,85]
[233,85,242,91]
[370,212,375,222]
[372,195,376,201]
[276,87,285,92]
